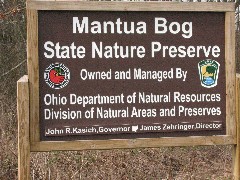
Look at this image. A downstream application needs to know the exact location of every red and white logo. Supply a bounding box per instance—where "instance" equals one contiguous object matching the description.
[44,63,70,89]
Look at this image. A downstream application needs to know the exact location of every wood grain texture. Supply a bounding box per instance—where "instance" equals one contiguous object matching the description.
[225,12,236,137]
[233,74,240,179]
[27,1,235,12]
[27,9,40,143]
[17,75,30,180]
[30,135,235,152]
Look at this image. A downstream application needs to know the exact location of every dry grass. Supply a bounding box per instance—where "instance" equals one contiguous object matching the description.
[30,146,233,179]
[0,0,239,179]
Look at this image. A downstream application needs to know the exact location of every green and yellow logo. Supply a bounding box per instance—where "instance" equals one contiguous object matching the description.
[198,59,220,88]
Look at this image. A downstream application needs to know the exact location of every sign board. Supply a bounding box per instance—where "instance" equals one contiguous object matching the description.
[27,2,235,150]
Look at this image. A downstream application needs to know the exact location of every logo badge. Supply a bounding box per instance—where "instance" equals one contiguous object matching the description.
[44,63,70,89]
[198,59,220,88]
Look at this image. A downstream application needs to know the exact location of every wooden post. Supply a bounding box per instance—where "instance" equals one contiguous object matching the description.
[234,74,240,179]
[17,75,30,180]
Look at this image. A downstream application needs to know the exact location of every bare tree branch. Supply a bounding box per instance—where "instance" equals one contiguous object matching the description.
[0,60,26,78]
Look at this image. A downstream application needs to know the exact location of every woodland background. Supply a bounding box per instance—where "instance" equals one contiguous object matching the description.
[1,0,240,179]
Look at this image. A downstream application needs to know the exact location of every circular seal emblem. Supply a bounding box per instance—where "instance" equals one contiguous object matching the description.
[44,63,70,89]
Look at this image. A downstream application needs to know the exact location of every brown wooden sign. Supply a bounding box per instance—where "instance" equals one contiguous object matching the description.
[18,2,240,180]
[39,11,226,141]
[26,2,235,150]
